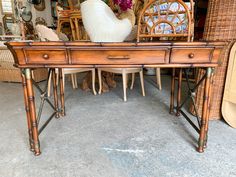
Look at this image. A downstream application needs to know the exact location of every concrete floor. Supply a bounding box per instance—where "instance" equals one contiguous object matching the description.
[0,75,235,177]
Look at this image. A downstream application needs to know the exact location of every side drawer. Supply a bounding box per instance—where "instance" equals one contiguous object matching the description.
[25,49,68,64]
[170,48,214,63]
[70,49,169,65]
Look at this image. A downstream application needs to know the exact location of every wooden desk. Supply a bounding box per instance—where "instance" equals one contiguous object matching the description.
[6,41,225,156]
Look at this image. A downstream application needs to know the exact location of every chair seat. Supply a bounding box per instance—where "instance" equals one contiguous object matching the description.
[99,68,142,74]
[63,68,93,73]
[98,67,145,101]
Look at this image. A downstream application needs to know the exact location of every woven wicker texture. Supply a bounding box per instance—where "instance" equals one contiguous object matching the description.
[137,0,194,42]
[193,0,236,120]
[0,48,15,69]
[0,47,48,82]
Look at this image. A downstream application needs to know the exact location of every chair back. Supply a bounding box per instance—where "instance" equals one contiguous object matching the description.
[137,0,194,42]
[81,0,132,42]
[56,2,72,18]
[35,25,60,41]
[68,0,80,10]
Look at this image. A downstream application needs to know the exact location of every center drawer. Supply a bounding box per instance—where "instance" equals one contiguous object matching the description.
[25,49,68,64]
[70,49,169,65]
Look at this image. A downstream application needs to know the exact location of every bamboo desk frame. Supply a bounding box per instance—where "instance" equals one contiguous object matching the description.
[6,41,225,156]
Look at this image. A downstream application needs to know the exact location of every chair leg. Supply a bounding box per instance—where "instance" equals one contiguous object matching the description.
[62,72,65,91]
[70,18,76,41]
[92,69,97,95]
[71,74,76,89]
[98,69,102,94]
[74,74,78,89]
[122,71,127,102]
[126,72,129,88]
[156,68,162,90]
[47,71,52,97]
[74,19,80,40]
[57,21,62,34]
[130,73,135,90]
[56,70,59,86]
[140,70,145,97]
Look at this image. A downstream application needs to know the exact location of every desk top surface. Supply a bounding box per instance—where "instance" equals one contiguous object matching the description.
[6,41,226,47]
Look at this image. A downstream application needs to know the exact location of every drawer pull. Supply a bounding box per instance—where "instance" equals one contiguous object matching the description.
[188,53,195,59]
[107,55,130,60]
[42,54,49,60]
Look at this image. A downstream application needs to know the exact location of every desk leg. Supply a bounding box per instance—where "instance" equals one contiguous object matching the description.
[25,69,41,156]
[170,68,175,114]
[59,69,65,116]
[198,67,212,153]
[204,69,214,148]
[21,70,34,152]
[176,68,183,116]
[52,69,60,118]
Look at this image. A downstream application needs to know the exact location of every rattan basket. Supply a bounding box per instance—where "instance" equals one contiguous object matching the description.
[192,0,236,120]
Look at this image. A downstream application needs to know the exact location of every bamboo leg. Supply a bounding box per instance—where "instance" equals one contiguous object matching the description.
[98,69,102,94]
[57,21,62,34]
[59,69,65,116]
[139,70,145,97]
[70,18,76,41]
[156,68,162,90]
[52,69,60,118]
[25,69,41,156]
[176,68,183,116]
[21,70,34,152]
[204,69,214,148]
[198,68,211,153]
[170,68,175,114]
[122,71,127,102]
[130,73,135,90]
[74,19,80,40]
[91,69,97,95]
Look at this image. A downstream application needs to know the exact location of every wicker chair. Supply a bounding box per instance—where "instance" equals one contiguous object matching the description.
[56,2,71,34]
[137,0,194,90]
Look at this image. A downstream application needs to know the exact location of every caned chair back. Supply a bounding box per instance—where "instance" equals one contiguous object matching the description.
[137,0,194,42]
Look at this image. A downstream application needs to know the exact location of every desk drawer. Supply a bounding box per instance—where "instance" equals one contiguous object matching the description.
[70,50,169,65]
[170,48,214,63]
[25,49,67,64]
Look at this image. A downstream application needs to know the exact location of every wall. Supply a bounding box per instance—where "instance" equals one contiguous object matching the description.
[30,0,53,26]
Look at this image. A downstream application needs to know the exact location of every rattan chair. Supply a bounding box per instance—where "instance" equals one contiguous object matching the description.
[137,0,194,90]
[56,2,71,34]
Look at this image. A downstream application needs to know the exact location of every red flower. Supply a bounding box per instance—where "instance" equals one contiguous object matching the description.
[113,0,132,11]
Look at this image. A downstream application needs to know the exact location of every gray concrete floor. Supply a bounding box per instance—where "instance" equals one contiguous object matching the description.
[0,75,235,177]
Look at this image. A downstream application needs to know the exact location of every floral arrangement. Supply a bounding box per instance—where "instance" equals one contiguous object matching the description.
[113,0,132,11]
